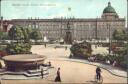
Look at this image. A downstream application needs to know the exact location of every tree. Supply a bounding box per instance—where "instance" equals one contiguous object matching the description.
[0,32,8,40]
[8,26,25,41]
[21,27,31,43]
[113,29,127,41]
[30,29,42,43]
[6,26,32,55]
[111,44,128,69]
[0,32,4,40]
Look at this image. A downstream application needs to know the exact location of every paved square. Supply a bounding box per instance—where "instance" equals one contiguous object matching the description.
[1,44,127,84]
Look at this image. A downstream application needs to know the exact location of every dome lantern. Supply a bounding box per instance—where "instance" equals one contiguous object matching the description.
[108,2,111,6]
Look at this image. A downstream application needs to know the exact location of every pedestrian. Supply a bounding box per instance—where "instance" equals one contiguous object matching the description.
[44,43,46,48]
[65,46,67,50]
[36,61,39,69]
[112,60,116,67]
[48,61,51,67]
[106,60,110,64]
[94,55,96,62]
[96,67,101,81]
[54,46,56,49]
[55,67,61,82]
[41,68,44,78]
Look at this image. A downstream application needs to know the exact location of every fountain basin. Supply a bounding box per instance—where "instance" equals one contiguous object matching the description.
[2,54,46,71]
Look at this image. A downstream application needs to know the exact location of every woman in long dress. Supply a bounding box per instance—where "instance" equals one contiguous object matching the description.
[55,67,61,82]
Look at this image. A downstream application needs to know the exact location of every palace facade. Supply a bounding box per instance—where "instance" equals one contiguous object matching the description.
[0,2,126,41]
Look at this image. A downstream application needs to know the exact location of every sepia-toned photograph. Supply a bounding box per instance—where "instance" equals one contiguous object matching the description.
[0,0,127,84]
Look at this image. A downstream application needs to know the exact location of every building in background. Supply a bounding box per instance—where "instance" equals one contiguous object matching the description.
[0,2,126,41]
[0,17,13,32]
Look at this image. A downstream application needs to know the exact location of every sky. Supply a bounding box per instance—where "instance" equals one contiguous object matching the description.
[1,0,127,21]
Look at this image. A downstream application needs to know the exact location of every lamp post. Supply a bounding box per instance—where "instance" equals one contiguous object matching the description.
[107,24,111,54]
[95,17,98,40]
[63,7,73,44]
[60,17,63,39]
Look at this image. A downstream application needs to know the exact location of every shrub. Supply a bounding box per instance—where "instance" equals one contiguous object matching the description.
[70,41,92,59]
[6,43,31,55]
[95,54,106,62]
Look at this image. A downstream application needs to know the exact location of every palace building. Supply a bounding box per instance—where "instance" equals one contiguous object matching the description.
[0,2,126,42]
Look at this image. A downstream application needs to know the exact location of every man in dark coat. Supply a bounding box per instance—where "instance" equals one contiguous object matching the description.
[96,67,101,81]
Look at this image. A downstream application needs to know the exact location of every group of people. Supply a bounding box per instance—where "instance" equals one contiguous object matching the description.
[106,60,117,66]
[88,56,96,62]
[88,55,117,68]
[40,61,102,82]
[40,61,61,82]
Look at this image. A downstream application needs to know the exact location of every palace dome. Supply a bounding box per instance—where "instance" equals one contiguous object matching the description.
[103,2,116,13]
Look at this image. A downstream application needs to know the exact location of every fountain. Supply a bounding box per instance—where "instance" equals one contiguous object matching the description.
[2,54,46,71]
[0,54,56,80]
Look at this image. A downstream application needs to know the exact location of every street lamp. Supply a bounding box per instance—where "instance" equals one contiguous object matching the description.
[107,24,111,54]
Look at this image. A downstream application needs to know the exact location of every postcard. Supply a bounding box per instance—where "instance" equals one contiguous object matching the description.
[0,0,127,84]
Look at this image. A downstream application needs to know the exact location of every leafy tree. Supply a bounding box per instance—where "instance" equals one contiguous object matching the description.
[0,32,4,40]
[7,26,32,55]
[107,44,128,69]
[21,27,30,43]
[30,29,42,42]
[8,26,25,41]
[6,43,31,55]
[113,29,127,41]
[0,32,8,40]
